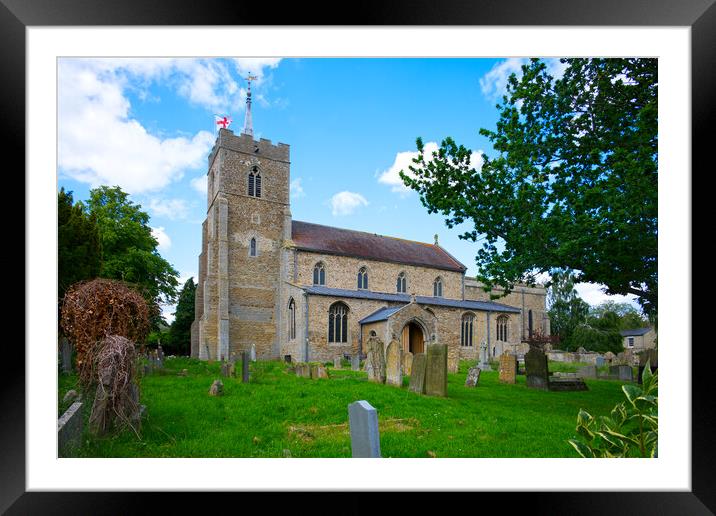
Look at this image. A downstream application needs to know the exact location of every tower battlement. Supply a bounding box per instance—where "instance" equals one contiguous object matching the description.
[208,128,290,169]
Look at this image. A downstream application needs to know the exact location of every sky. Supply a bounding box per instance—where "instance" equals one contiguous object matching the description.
[57,57,643,322]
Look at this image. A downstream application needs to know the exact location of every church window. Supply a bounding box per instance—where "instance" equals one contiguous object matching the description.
[248,167,261,198]
[433,277,443,297]
[497,315,509,342]
[328,302,349,343]
[249,237,257,257]
[288,298,296,340]
[396,272,407,293]
[313,262,325,286]
[528,310,533,338]
[358,267,368,290]
[461,313,474,347]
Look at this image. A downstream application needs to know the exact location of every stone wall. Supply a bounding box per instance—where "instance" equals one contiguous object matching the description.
[622,328,657,352]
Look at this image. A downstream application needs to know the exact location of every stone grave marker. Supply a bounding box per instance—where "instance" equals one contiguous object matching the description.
[295,363,310,378]
[157,344,165,362]
[402,351,413,376]
[385,340,403,387]
[60,336,73,374]
[465,366,481,387]
[351,354,361,371]
[604,351,616,363]
[425,344,448,397]
[478,341,492,371]
[499,353,517,384]
[310,363,329,379]
[578,365,598,379]
[617,365,634,382]
[242,351,250,382]
[595,355,606,367]
[408,353,427,394]
[334,356,342,369]
[364,337,386,384]
[58,401,83,457]
[221,362,230,377]
[348,400,381,458]
[208,379,223,396]
[525,347,549,390]
[250,344,257,362]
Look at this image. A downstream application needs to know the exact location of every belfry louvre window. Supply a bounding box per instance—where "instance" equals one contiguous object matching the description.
[358,267,368,290]
[433,277,443,297]
[248,167,261,197]
[461,313,474,347]
[313,262,325,285]
[288,298,296,340]
[496,315,509,342]
[250,238,257,256]
[328,302,348,343]
[396,272,406,293]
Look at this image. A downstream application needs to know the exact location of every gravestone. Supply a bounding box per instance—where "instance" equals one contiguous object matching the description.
[578,365,598,379]
[295,363,311,378]
[334,356,342,369]
[408,353,427,394]
[499,353,517,384]
[385,340,403,387]
[60,336,73,373]
[208,379,223,396]
[402,351,413,376]
[478,341,492,371]
[595,356,606,367]
[310,363,329,379]
[465,366,481,387]
[364,337,386,384]
[525,347,549,390]
[424,344,448,397]
[351,354,361,371]
[348,400,381,458]
[250,344,257,362]
[221,362,231,377]
[242,351,250,382]
[58,401,83,457]
[617,365,633,382]
[157,344,165,362]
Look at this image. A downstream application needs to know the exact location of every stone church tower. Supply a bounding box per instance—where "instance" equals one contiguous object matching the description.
[190,81,292,360]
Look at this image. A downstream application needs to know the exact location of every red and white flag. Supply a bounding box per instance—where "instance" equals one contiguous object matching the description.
[214,114,232,130]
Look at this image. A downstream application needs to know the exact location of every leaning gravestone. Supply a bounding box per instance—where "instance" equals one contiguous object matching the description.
[58,401,83,457]
[60,336,73,374]
[348,400,381,458]
[578,365,598,379]
[365,337,386,384]
[499,353,517,384]
[525,347,549,390]
[425,344,448,397]
[465,366,481,387]
[408,353,427,394]
[402,351,413,376]
[385,340,403,387]
[351,354,361,371]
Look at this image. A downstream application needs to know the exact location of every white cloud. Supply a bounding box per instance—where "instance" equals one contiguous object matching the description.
[480,58,569,102]
[378,142,484,196]
[151,226,171,251]
[147,198,191,220]
[574,282,641,310]
[58,59,216,194]
[330,191,368,216]
[191,175,208,195]
[232,58,282,81]
[290,178,305,199]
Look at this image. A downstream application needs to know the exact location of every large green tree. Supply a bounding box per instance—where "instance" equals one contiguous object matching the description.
[58,188,102,302]
[401,58,657,318]
[85,185,179,328]
[168,277,196,355]
[547,268,590,348]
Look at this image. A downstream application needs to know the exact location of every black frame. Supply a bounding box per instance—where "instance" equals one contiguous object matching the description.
[5,0,711,513]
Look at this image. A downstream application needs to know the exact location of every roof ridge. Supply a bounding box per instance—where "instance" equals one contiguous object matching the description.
[293,219,438,249]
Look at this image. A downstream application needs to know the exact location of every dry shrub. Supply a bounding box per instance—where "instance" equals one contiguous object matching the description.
[88,335,141,436]
[60,278,149,386]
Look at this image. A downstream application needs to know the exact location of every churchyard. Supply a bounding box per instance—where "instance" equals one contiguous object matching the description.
[58,355,633,458]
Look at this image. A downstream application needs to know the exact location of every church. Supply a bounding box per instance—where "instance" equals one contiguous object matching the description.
[190,84,549,372]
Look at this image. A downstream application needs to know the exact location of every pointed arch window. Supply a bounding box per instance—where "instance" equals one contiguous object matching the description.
[248,166,261,197]
[249,237,257,257]
[497,315,509,342]
[328,302,349,343]
[357,267,368,290]
[313,262,326,286]
[461,313,475,347]
[288,298,296,340]
[433,277,443,297]
[396,272,407,293]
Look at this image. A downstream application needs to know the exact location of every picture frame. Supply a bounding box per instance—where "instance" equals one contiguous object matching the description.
[5,0,710,512]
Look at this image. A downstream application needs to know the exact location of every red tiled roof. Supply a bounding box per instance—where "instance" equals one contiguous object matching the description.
[291,220,466,272]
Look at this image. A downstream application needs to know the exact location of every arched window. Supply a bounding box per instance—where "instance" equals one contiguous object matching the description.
[396,272,407,293]
[461,313,475,347]
[328,302,349,343]
[313,262,325,286]
[248,166,261,197]
[288,298,296,340]
[496,315,509,342]
[357,267,368,290]
[249,237,257,257]
[433,277,443,297]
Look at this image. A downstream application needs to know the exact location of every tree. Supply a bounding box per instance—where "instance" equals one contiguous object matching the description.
[546,268,590,348]
[400,58,657,318]
[58,188,102,303]
[590,301,649,331]
[84,185,179,329]
[168,277,196,355]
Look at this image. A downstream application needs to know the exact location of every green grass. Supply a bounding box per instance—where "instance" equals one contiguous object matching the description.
[58,357,631,458]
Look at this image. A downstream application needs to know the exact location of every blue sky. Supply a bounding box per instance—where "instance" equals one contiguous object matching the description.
[57,57,641,321]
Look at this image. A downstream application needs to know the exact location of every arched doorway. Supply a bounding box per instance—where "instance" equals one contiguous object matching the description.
[401,321,425,354]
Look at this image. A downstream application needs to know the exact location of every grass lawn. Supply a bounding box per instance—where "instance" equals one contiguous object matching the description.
[58,357,631,458]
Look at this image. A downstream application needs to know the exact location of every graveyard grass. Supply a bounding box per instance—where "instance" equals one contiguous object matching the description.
[60,357,632,458]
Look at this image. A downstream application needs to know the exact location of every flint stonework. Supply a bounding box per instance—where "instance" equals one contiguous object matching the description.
[424,344,448,397]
